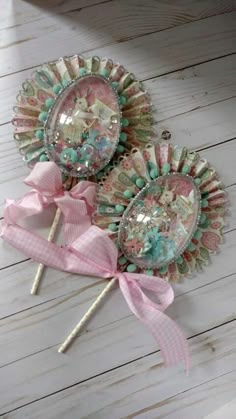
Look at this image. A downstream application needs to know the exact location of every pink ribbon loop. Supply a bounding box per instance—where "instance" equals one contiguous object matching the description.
[3,162,96,244]
[117,273,189,368]
[1,210,189,369]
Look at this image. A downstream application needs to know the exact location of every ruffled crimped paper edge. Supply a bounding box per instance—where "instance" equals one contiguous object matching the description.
[12,54,156,178]
[92,142,227,282]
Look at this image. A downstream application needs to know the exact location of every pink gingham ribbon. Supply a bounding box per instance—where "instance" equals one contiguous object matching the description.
[1,196,189,370]
[2,162,96,244]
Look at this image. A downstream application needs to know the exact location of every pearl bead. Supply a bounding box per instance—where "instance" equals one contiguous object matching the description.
[101,68,109,78]
[194,177,201,185]
[78,68,87,76]
[115,204,125,213]
[111,81,119,89]
[145,269,154,276]
[150,168,158,179]
[119,95,127,105]
[39,154,49,162]
[201,199,208,208]
[118,256,127,265]
[123,190,133,199]
[53,84,62,94]
[182,164,190,174]
[62,79,70,87]
[38,112,48,122]
[200,213,206,224]
[45,98,54,109]
[108,223,118,232]
[127,264,137,273]
[121,118,129,127]
[35,130,44,140]
[136,177,145,189]
[117,144,125,153]
[201,218,210,228]
[119,132,127,142]
[194,229,202,240]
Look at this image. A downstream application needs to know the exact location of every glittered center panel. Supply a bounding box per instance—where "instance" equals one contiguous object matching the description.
[118,174,201,268]
[45,75,120,177]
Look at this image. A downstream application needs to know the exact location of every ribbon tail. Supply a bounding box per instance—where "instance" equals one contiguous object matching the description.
[144,309,190,371]
[118,275,190,371]
[3,191,47,225]
[0,222,94,275]
[0,223,113,279]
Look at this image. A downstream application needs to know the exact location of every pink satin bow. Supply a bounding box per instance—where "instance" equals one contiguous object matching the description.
[1,196,189,370]
[3,162,96,244]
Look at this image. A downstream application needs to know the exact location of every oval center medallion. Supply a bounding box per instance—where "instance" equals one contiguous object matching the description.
[118,173,201,268]
[44,75,120,177]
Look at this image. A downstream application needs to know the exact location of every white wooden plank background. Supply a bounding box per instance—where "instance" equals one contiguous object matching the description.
[0,1,236,418]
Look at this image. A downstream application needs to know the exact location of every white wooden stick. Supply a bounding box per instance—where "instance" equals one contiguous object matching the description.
[30,207,62,295]
[58,277,117,353]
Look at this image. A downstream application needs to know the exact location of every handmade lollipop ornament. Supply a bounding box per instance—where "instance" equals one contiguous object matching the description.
[0,219,190,369]
[12,54,155,293]
[56,142,227,353]
[94,142,227,279]
[0,142,227,369]
[13,55,154,172]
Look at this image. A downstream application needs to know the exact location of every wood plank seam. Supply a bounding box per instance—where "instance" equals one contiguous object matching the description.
[62,0,113,15]
[1,10,236,79]
[156,92,236,124]
[0,210,235,318]
[0,4,235,417]
[0,268,235,374]
[0,278,107,322]
[124,366,236,419]
[1,51,236,129]
[2,317,236,417]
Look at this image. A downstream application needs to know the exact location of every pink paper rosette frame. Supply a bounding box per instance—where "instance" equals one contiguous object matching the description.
[12,54,155,180]
[93,142,227,281]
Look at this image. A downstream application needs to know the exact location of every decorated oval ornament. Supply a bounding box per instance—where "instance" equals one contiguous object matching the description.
[93,143,227,281]
[45,74,121,177]
[119,173,201,269]
[12,55,155,179]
